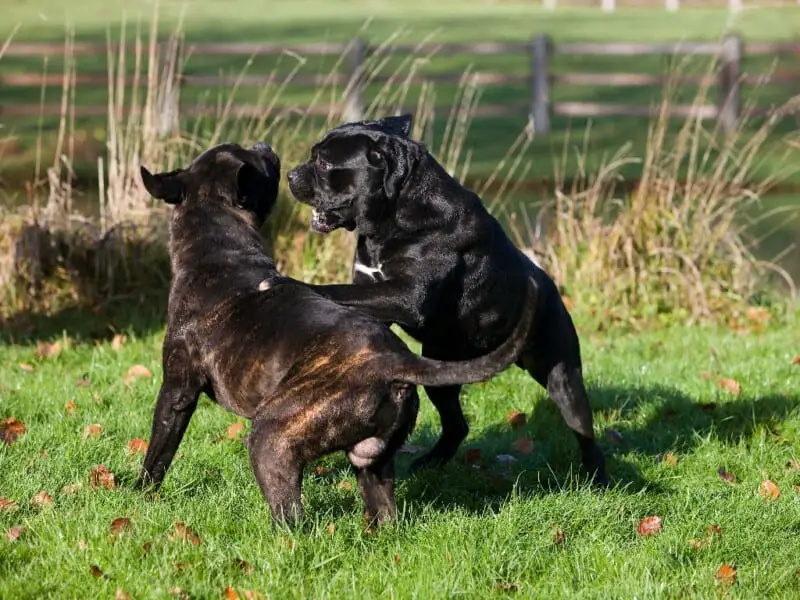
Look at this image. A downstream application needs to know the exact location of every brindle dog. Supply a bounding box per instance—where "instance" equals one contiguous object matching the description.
[136,141,538,527]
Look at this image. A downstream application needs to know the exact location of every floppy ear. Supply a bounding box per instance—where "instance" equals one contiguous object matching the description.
[376,114,413,138]
[140,166,185,205]
[236,162,278,221]
[375,138,418,201]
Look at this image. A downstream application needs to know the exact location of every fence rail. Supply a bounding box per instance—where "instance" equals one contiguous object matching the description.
[2,34,799,134]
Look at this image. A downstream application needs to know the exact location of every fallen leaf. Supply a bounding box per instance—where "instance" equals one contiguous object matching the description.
[227,421,245,440]
[507,410,527,429]
[746,306,771,324]
[36,341,62,360]
[760,479,780,500]
[637,515,662,537]
[234,558,254,576]
[242,592,264,600]
[717,378,741,395]
[718,467,737,484]
[554,528,565,548]
[398,444,425,454]
[0,498,19,511]
[688,538,707,550]
[65,400,77,415]
[604,428,624,445]
[393,553,401,566]
[89,465,116,490]
[512,437,533,455]
[6,526,23,542]
[656,452,678,467]
[62,483,81,495]
[82,423,104,440]
[313,465,331,476]
[115,589,132,600]
[716,563,737,586]
[18,363,34,373]
[337,481,353,491]
[110,517,132,537]
[31,490,53,508]
[494,582,519,592]
[1,417,26,446]
[111,334,127,351]
[464,448,482,465]
[125,364,153,385]
[172,521,201,545]
[127,438,149,456]
[792,356,800,366]
[223,588,240,600]
[700,371,714,380]
[326,522,335,536]
[89,565,105,578]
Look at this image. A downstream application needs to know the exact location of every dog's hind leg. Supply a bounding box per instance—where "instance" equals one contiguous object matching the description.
[247,417,304,527]
[136,378,201,490]
[409,384,467,473]
[356,457,397,527]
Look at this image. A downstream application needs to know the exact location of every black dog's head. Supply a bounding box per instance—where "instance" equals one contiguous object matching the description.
[140,142,281,228]
[287,114,424,234]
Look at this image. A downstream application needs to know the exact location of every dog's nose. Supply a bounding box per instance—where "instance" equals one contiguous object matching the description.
[252,141,273,154]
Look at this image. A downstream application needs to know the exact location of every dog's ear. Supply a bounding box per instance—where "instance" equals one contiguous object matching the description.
[235,162,263,204]
[377,114,413,138]
[371,138,418,201]
[140,166,185,205]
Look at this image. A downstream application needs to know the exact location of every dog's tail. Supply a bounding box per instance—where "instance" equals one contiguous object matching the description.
[387,277,537,387]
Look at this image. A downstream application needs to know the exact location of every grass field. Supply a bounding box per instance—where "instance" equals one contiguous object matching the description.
[1,314,799,598]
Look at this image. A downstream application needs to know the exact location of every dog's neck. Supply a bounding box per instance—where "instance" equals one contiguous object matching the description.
[168,203,279,307]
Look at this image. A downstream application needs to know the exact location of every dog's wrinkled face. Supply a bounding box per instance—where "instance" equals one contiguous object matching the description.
[287,114,420,234]
[140,142,281,227]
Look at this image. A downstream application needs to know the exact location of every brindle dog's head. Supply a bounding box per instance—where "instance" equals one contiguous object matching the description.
[141,142,281,228]
[287,114,424,234]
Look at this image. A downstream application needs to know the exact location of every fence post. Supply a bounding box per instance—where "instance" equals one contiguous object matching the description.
[718,34,742,134]
[156,35,182,137]
[530,34,552,136]
[343,38,366,122]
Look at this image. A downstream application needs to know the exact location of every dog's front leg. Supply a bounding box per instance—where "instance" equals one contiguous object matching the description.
[136,380,201,490]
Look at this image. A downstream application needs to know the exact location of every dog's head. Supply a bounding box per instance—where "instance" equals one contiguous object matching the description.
[140,142,281,228]
[287,114,424,234]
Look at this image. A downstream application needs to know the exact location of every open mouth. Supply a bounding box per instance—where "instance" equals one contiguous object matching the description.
[310,209,335,234]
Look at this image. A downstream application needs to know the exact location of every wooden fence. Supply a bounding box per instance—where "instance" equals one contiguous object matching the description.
[2,34,799,135]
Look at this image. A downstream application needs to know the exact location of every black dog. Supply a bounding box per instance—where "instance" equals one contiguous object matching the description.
[287,114,607,485]
[137,141,537,527]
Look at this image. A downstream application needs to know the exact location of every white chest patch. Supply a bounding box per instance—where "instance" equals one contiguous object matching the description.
[353,261,384,281]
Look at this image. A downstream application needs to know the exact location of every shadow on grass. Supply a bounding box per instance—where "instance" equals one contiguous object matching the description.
[395,383,800,515]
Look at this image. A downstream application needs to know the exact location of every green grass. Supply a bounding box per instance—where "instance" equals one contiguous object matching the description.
[2,314,800,598]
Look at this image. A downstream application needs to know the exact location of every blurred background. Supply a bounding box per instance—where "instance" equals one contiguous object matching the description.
[1,0,799,335]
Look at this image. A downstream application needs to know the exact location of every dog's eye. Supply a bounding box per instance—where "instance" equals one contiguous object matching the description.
[317,158,332,171]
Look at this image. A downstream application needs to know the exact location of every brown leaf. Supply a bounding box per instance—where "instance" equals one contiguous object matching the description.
[89,465,116,490]
[227,421,245,440]
[656,452,678,467]
[554,528,565,548]
[0,498,19,511]
[6,526,23,542]
[715,563,737,585]
[234,558,254,576]
[65,400,77,415]
[125,364,153,385]
[717,378,741,395]
[464,448,482,465]
[337,481,353,491]
[110,517,132,537]
[62,482,82,495]
[507,410,527,429]
[223,588,240,600]
[82,423,104,440]
[115,589,132,600]
[494,582,519,592]
[89,565,105,578]
[746,306,771,324]
[760,479,780,500]
[18,363,34,373]
[326,522,335,536]
[393,553,401,566]
[36,341,62,360]
[1,417,26,446]
[31,490,53,508]
[637,515,662,537]
[792,355,800,366]
[512,437,533,455]
[707,524,723,535]
[172,521,201,545]
[604,428,624,445]
[127,438,149,456]
[111,334,127,351]
[313,465,331,476]
[718,467,737,484]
